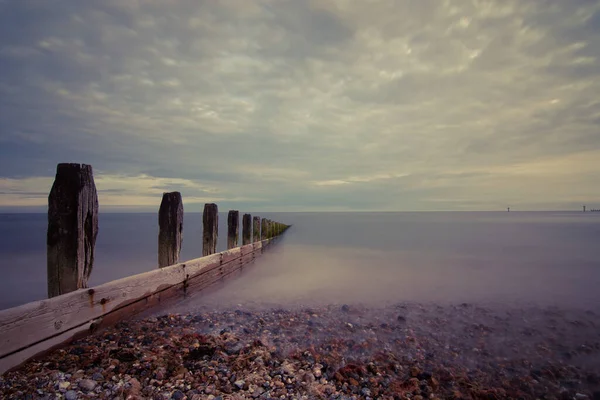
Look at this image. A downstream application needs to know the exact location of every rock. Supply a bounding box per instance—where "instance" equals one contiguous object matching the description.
[234,379,246,390]
[172,390,185,400]
[79,378,97,392]
[92,372,104,381]
[397,315,407,323]
[341,305,350,312]
[58,381,71,390]
[361,387,371,397]
[224,342,244,355]
[313,367,322,378]
[575,394,589,400]
[64,391,78,400]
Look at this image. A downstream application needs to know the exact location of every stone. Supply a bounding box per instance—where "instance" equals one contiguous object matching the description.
[64,391,78,400]
[79,379,97,392]
[172,390,185,400]
[234,380,246,390]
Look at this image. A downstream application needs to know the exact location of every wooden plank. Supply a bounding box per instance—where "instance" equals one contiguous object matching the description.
[0,252,220,361]
[158,192,183,268]
[221,247,241,264]
[0,238,277,375]
[47,163,99,297]
[240,243,254,256]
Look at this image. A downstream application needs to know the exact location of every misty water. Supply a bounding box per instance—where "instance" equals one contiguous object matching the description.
[1,212,599,311]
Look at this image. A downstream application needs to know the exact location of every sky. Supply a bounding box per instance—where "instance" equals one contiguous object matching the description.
[1,0,599,212]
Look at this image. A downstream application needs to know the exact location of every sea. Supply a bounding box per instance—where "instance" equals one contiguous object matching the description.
[1,212,599,311]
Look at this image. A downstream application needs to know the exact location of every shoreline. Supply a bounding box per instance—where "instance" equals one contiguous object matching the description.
[1,302,599,399]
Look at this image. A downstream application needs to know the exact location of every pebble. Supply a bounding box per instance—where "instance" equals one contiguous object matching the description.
[64,390,78,400]
[1,303,598,399]
[172,390,185,399]
[234,380,245,390]
[78,378,96,392]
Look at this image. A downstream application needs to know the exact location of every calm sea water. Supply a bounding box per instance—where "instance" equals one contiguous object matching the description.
[1,212,599,311]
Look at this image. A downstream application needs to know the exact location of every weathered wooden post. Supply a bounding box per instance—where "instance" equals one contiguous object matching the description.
[261,218,268,240]
[47,163,98,298]
[158,192,183,268]
[203,203,218,256]
[253,216,261,242]
[227,210,239,249]
[242,214,252,245]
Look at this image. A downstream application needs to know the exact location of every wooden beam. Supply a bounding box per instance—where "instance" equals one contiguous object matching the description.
[242,214,252,245]
[158,192,183,268]
[47,163,99,298]
[202,203,218,256]
[0,241,273,375]
[227,210,239,249]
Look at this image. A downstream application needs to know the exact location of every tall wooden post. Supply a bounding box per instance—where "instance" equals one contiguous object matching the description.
[227,210,239,249]
[261,218,267,240]
[158,192,183,268]
[253,216,261,243]
[242,214,252,245]
[47,163,98,298]
[203,203,218,256]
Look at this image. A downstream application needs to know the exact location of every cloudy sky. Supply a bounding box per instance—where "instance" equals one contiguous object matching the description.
[1,0,599,212]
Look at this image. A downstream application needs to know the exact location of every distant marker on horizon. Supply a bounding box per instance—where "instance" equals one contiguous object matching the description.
[507,207,510,212]
[583,205,586,212]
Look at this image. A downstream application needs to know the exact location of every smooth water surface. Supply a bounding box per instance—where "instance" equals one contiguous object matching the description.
[1,212,599,310]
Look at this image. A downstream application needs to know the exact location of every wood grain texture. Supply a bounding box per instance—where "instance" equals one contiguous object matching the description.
[158,192,183,268]
[0,240,272,375]
[227,210,239,250]
[253,216,261,242]
[202,203,218,256]
[47,163,99,297]
[242,214,252,245]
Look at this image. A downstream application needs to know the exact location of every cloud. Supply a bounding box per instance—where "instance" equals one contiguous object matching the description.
[0,0,599,211]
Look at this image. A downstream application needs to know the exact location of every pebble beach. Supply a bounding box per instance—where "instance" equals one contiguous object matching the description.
[2,302,599,399]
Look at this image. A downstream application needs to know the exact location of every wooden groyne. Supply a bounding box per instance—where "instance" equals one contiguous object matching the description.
[0,163,290,375]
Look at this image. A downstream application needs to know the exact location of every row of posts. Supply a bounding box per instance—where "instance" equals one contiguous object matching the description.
[47,163,289,299]
[160,192,289,267]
